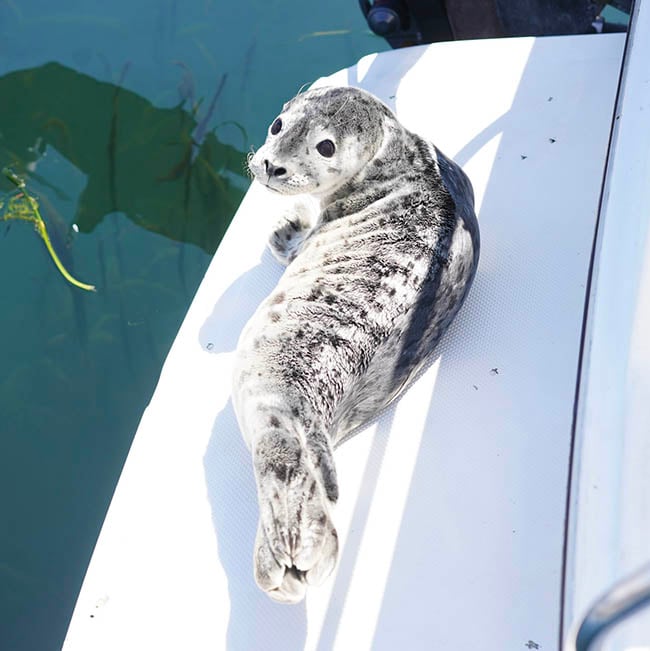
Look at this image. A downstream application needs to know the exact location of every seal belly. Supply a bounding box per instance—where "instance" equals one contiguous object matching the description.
[331,212,478,444]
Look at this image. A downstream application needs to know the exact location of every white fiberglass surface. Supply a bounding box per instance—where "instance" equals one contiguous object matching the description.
[566,2,650,648]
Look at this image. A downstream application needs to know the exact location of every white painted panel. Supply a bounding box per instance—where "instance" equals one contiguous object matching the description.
[565,2,650,648]
[64,34,624,651]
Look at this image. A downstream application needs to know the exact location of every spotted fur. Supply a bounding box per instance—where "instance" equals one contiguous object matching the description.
[232,86,479,603]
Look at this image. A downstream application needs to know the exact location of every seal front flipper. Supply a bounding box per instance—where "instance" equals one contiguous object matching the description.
[266,197,319,266]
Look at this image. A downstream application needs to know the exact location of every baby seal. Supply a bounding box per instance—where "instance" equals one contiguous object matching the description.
[232,86,479,603]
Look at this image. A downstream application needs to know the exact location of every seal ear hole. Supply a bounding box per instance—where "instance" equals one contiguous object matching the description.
[270,118,282,135]
[316,139,336,158]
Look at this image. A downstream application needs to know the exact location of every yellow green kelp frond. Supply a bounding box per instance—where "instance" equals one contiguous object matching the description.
[2,168,96,292]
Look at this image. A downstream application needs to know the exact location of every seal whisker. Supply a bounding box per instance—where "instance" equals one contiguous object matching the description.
[245,147,256,179]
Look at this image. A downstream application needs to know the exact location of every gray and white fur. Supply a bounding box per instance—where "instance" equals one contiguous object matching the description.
[232,86,479,603]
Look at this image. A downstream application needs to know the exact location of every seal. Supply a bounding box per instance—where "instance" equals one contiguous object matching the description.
[232,86,479,603]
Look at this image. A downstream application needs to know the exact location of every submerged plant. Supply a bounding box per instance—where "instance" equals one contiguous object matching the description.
[1,168,96,292]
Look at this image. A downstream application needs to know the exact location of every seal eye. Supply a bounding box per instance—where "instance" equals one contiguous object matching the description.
[316,139,336,158]
[270,118,282,135]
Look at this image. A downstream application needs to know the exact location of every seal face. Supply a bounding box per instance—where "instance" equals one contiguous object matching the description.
[233,86,480,603]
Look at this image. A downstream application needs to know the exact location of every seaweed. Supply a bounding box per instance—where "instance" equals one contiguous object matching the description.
[1,168,96,291]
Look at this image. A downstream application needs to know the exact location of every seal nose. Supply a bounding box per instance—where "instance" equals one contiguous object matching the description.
[264,159,287,177]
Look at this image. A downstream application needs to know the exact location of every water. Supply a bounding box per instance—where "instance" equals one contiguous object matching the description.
[0,2,387,648]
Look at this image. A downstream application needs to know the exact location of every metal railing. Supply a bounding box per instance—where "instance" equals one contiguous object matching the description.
[566,564,650,651]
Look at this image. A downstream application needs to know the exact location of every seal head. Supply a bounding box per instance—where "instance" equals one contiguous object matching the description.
[248,87,390,196]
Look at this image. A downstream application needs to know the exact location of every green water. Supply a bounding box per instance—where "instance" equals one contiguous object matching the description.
[0,2,387,648]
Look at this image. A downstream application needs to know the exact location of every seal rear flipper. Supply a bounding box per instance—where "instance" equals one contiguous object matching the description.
[254,524,307,604]
[252,428,339,602]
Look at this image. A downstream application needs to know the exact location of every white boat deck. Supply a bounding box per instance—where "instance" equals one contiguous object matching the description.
[64,33,626,650]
